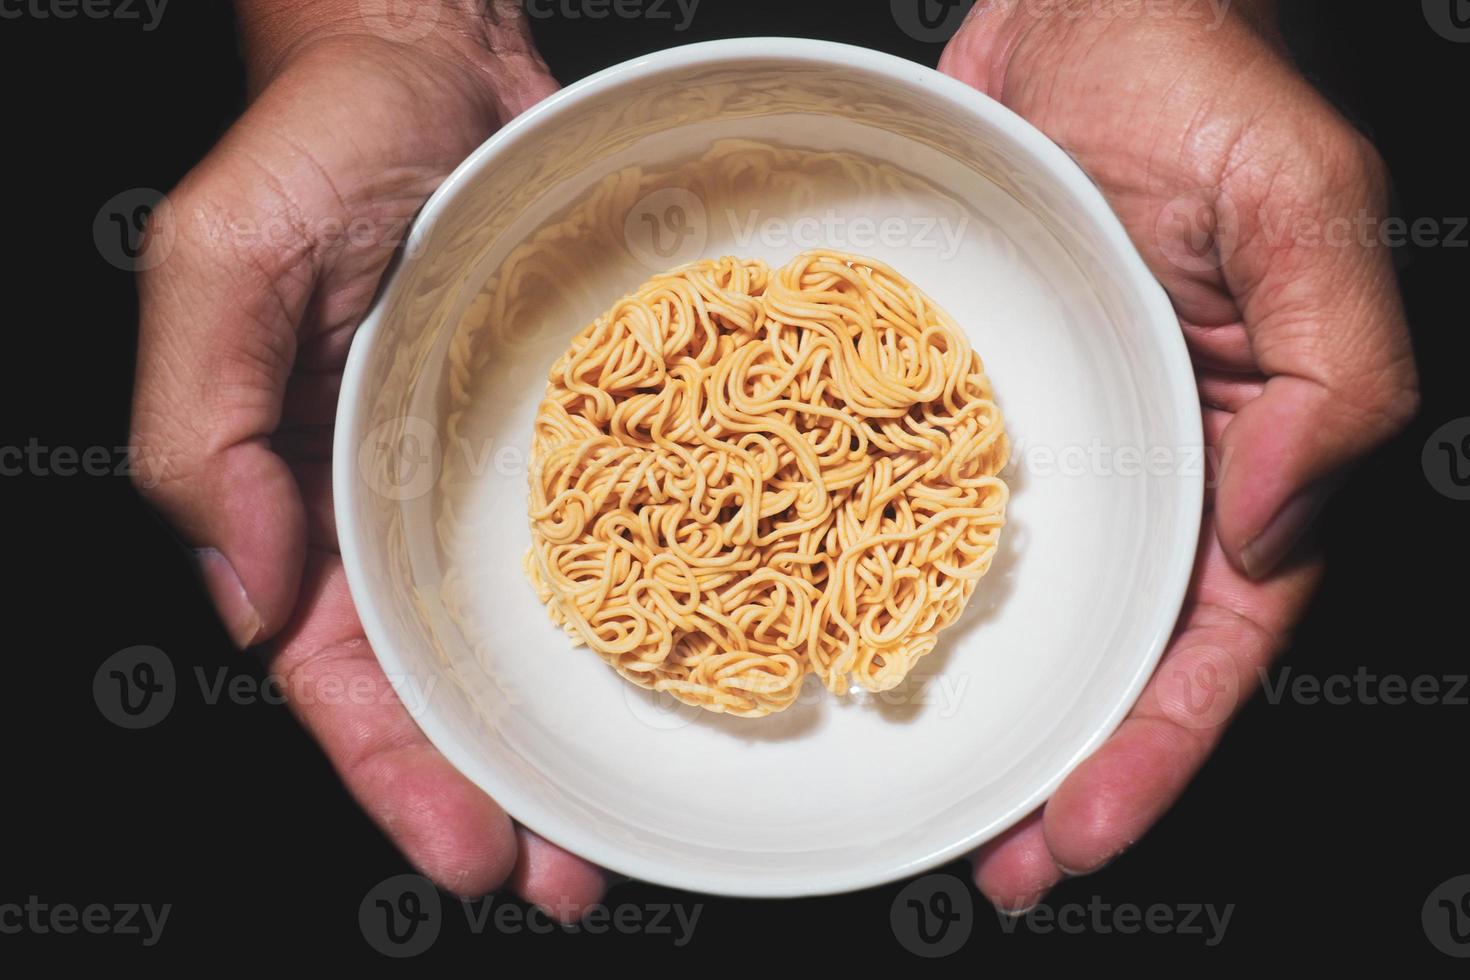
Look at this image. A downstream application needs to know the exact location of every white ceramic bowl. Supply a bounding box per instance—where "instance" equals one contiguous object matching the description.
[335,38,1202,897]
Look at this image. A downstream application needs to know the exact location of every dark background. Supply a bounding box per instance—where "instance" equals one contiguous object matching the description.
[5,0,1466,967]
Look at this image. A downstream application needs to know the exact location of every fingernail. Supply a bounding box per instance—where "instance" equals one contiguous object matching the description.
[193,547,263,649]
[1057,841,1132,878]
[996,891,1046,917]
[1239,486,1328,580]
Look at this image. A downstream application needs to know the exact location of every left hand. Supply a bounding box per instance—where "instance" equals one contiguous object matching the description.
[939,0,1418,910]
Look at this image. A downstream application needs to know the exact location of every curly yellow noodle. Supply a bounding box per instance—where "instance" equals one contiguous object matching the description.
[525,249,1008,718]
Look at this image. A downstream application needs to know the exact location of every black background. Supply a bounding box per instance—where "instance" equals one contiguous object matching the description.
[5,0,1467,967]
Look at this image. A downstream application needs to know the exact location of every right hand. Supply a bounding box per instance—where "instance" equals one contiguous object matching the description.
[130,4,605,915]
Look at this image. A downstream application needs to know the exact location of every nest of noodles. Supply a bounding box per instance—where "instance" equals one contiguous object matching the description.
[526,250,1009,717]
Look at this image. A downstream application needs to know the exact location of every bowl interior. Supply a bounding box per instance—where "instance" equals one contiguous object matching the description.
[337,41,1201,897]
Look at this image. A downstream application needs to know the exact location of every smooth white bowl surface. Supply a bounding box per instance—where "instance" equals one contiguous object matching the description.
[335,38,1202,897]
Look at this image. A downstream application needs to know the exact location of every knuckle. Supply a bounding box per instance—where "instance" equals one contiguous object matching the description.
[1326,126,1391,211]
[1332,353,1420,436]
[1372,359,1421,431]
[1240,112,1390,224]
[127,401,188,504]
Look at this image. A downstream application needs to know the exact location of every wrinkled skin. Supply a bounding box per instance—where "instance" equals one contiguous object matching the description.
[939,1,1416,909]
[132,13,604,915]
[131,2,1416,915]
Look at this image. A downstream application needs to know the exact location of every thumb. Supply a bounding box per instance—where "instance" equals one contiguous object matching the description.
[1212,130,1418,578]
[940,10,1419,580]
[130,159,318,648]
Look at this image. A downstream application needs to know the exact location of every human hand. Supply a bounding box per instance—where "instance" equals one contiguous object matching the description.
[130,0,605,915]
[939,0,1418,910]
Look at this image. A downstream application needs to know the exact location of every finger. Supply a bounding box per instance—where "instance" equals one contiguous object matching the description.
[937,0,1042,99]
[1195,369,1266,414]
[130,139,327,647]
[970,811,1062,914]
[1040,523,1320,875]
[1180,320,1256,373]
[129,52,438,648]
[287,460,338,552]
[509,827,608,923]
[1201,407,1233,517]
[267,549,518,896]
[1213,128,1418,578]
[478,2,562,120]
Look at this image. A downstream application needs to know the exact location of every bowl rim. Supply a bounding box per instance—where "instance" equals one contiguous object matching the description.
[334,36,1204,898]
